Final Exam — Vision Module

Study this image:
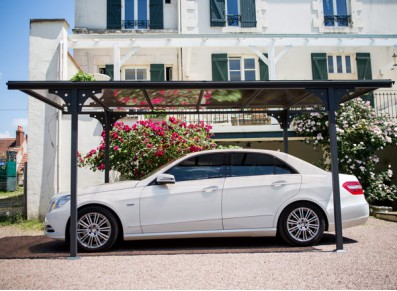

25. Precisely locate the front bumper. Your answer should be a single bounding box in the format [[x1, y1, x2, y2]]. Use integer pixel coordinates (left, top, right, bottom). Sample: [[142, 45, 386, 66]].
[[44, 207, 70, 241]]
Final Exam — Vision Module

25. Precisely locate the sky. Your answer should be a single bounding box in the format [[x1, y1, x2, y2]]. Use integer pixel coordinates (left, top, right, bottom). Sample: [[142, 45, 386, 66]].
[[0, 0, 74, 138]]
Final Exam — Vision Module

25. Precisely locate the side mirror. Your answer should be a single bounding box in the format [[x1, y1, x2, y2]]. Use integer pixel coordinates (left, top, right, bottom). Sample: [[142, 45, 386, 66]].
[[156, 174, 175, 185]]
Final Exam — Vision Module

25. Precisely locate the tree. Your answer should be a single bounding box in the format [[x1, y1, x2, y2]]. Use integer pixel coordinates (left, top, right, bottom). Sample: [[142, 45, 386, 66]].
[[79, 117, 220, 180], [293, 98, 397, 204]]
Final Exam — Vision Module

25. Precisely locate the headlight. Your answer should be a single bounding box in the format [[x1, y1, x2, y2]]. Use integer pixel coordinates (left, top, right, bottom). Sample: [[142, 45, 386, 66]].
[[49, 195, 70, 212]]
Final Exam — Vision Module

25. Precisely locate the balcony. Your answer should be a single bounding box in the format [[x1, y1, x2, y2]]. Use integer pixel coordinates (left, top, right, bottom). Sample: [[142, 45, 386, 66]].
[[122, 20, 150, 30], [324, 15, 351, 27]]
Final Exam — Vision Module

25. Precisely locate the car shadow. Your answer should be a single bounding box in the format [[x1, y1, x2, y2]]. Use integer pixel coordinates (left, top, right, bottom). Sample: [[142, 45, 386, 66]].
[[0, 233, 358, 260]]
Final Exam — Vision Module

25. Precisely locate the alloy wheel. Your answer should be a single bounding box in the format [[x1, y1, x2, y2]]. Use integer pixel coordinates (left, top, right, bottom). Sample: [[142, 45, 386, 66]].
[[286, 207, 320, 243], [77, 212, 112, 249]]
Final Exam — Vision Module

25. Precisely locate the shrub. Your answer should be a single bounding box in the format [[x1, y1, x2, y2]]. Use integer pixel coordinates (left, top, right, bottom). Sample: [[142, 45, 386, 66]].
[[79, 117, 219, 180], [293, 98, 397, 204]]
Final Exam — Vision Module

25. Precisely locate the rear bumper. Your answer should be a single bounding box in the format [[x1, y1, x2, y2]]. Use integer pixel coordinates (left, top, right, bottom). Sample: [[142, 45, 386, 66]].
[[328, 202, 369, 232]]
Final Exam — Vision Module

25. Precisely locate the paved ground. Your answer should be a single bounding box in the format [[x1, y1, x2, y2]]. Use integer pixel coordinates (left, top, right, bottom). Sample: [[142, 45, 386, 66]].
[[0, 217, 396, 289]]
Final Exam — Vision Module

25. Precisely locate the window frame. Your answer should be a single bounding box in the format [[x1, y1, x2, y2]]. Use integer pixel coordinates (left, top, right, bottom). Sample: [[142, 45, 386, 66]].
[[226, 0, 240, 27], [327, 54, 356, 79], [228, 56, 257, 81], [123, 0, 149, 29], [323, 0, 351, 27], [122, 66, 150, 81]]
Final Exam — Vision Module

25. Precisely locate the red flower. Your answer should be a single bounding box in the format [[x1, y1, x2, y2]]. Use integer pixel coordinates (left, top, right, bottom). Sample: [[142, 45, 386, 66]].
[[98, 163, 105, 170]]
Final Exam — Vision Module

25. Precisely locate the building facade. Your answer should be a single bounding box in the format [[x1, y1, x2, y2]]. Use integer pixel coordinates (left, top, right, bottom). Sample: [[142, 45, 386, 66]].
[[27, 0, 397, 218]]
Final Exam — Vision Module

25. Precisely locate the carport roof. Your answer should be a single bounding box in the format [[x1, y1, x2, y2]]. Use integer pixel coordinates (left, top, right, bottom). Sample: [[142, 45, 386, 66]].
[[7, 80, 393, 114]]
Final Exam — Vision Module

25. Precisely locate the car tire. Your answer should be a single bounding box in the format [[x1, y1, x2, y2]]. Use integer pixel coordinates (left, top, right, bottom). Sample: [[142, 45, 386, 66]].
[[278, 202, 325, 247], [73, 206, 119, 252]]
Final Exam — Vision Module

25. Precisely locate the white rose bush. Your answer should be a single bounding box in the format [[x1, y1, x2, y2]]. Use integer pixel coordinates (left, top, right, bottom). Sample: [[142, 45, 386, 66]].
[[293, 98, 397, 204]]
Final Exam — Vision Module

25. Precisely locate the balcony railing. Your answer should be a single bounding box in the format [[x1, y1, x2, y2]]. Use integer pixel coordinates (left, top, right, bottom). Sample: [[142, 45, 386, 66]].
[[226, 14, 241, 26], [374, 91, 397, 120], [169, 109, 271, 126], [122, 20, 150, 30], [324, 15, 351, 27]]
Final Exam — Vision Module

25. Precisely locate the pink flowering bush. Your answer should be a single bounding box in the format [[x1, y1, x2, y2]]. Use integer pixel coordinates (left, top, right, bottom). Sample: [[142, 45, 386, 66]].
[[78, 117, 219, 180], [293, 98, 397, 204]]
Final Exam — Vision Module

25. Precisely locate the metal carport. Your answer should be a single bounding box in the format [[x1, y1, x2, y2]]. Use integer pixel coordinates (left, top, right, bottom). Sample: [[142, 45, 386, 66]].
[[7, 79, 393, 258]]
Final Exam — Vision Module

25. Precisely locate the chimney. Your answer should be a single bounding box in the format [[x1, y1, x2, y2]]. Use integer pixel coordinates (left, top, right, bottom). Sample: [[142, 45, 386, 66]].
[[16, 126, 25, 147]]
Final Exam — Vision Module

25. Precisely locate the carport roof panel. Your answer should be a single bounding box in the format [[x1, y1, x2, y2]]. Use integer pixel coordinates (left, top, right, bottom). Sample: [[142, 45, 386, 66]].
[[7, 80, 393, 113]]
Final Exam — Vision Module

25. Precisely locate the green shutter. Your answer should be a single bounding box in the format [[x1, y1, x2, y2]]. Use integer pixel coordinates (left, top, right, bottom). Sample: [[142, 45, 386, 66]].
[[212, 54, 228, 81], [259, 53, 269, 81], [105, 64, 114, 81], [150, 0, 164, 29], [311, 53, 328, 80], [210, 0, 226, 27], [356, 53, 374, 106], [150, 64, 165, 81], [107, 0, 121, 29], [240, 0, 256, 28]]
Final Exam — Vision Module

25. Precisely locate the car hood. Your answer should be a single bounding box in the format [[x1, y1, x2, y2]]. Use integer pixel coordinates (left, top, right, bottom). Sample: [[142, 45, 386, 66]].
[[56, 180, 140, 197]]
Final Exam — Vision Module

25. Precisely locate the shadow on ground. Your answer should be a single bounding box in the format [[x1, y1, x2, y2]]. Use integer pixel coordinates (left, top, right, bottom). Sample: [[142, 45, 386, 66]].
[[0, 232, 358, 259]]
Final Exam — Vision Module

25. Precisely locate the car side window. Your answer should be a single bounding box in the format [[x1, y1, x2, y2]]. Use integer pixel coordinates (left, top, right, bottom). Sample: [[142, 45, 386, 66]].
[[166, 153, 226, 182], [274, 157, 298, 174], [230, 153, 297, 177]]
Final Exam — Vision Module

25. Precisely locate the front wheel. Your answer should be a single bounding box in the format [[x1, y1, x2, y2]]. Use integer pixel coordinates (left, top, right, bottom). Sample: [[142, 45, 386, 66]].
[[75, 206, 119, 252], [278, 203, 325, 247]]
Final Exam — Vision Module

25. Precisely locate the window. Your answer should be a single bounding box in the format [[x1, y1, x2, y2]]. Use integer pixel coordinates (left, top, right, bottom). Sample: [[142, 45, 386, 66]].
[[327, 55, 353, 74], [124, 68, 148, 80], [228, 58, 256, 81], [119, 0, 163, 29], [165, 0, 171, 3], [166, 154, 227, 182], [210, 0, 256, 28], [226, 0, 239, 26], [124, 0, 149, 29], [229, 153, 297, 177], [323, 0, 351, 27]]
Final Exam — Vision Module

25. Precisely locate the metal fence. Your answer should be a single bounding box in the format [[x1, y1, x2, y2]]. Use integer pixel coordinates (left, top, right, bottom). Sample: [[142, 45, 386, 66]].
[[374, 91, 397, 119]]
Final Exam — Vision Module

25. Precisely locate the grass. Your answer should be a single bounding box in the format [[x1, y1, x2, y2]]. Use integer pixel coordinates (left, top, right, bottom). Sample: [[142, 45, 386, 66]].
[[0, 215, 44, 231], [0, 187, 43, 232], [0, 188, 24, 199]]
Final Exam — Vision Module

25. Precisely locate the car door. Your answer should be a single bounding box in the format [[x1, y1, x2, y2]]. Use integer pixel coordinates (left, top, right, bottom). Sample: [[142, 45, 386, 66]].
[[222, 152, 302, 230], [140, 152, 227, 234]]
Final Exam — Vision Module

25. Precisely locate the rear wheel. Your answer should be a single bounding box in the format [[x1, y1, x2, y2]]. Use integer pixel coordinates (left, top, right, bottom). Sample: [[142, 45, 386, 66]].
[[75, 206, 119, 252], [278, 202, 325, 247]]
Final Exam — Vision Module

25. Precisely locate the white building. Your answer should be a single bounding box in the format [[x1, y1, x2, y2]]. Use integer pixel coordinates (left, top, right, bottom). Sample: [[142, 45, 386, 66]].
[[27, 0, 397, 218]]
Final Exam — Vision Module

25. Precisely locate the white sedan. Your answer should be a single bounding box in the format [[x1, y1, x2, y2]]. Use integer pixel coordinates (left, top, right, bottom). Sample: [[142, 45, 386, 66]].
[[45, 149, 369, 252]]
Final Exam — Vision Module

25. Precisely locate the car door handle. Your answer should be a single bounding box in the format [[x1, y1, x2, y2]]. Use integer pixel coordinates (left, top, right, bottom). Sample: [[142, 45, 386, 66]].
[[202, 186, 219, 193], [272, 181, 287, 187]]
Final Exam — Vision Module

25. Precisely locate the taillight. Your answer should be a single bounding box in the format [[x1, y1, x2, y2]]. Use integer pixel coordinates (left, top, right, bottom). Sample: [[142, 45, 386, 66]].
[[342, 181, 364, 195]]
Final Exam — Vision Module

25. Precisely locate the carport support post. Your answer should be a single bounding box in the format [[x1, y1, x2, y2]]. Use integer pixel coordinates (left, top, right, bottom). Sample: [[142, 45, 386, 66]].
[[281, 109, 289, 153], [327, 87, 344, 252], [104, 112, 110, 183], [69, 89, 79, 259]]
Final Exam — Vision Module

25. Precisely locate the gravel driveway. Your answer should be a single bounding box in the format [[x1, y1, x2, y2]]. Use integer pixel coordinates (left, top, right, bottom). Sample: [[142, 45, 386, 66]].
[[0, 217, 396, 289]]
